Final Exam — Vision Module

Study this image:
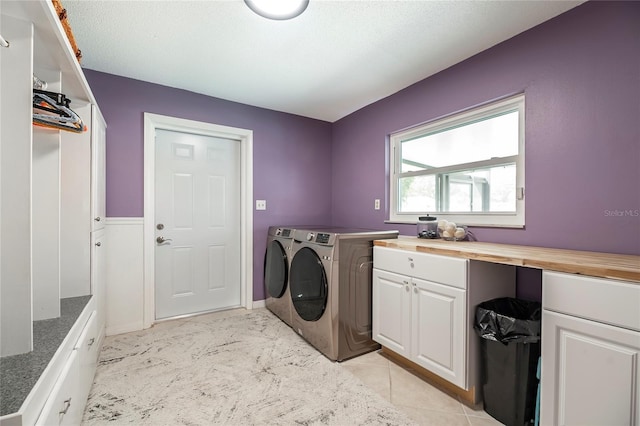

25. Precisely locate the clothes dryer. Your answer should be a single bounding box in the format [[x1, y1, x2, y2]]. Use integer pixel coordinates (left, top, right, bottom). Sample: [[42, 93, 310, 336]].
[[289, 228, 398, 361], [264, 226, 296, 327]]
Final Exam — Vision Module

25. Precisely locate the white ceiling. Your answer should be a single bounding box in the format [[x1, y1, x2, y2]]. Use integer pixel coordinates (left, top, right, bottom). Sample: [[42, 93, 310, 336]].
[[64, 0, 584, 122]]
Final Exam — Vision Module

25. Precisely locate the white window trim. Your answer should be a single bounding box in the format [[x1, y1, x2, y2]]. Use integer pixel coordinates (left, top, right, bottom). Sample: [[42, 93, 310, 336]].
[[388, 94, 525, 228]]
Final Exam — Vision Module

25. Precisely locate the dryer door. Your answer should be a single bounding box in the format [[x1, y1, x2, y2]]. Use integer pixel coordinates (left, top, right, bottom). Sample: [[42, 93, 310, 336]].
[[264, 240, 288, 298], [290, 247, 328, 321]]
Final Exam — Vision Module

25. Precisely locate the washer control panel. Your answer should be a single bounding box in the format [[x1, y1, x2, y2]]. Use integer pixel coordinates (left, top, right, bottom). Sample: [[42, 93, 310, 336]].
[[315, 233, 331, 244]]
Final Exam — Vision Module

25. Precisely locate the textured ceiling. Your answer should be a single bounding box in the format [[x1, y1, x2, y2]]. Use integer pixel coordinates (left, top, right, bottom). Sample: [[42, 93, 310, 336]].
[[64, 0, 584, 122]]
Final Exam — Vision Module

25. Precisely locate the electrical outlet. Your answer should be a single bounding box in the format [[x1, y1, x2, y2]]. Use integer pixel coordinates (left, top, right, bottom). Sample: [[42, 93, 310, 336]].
[[374, 199, 380, 210], [256, 200, 267, 210]]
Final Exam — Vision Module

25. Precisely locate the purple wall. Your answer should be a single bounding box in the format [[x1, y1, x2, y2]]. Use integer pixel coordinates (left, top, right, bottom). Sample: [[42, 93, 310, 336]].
[[84, 70, 333, 300], [330, 1, 639, 301], [86, 1, 639, 303], [332, 1, 639, 257]]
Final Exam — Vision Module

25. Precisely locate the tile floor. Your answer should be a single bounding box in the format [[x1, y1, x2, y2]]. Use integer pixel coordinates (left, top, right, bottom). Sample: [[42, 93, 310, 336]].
[[341, 350, 503, 426]]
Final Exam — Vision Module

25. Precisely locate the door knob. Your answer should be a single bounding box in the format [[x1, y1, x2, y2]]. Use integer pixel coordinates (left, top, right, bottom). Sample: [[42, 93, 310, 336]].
[[156, 236, 173, 244]]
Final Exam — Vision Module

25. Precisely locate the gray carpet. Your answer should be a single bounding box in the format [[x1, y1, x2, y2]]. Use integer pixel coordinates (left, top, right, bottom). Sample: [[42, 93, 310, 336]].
[[83, 309, 416, 425]]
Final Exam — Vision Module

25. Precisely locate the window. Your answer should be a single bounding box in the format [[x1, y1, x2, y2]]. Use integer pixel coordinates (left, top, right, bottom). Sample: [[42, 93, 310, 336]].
[[389, 94, 525, 227]]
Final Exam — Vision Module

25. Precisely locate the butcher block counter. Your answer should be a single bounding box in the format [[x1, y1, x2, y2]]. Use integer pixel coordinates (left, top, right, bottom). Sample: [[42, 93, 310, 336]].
[[373, 236, 640, 283]]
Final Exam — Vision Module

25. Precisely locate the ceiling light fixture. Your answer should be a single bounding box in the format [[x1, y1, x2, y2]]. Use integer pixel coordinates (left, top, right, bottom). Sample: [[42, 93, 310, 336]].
[[244, 0, 309, 20]]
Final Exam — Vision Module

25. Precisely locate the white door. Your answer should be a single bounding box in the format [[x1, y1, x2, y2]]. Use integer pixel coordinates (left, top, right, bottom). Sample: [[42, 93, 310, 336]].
[[372, 268, 411, 357], [412, 277, 466, 389], [154, 129, 241, 319], [541, 310, 640, 426]]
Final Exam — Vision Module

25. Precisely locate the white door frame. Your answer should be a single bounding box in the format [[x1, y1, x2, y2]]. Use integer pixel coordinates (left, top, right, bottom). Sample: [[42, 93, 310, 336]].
[[143, 113, 253, 329]]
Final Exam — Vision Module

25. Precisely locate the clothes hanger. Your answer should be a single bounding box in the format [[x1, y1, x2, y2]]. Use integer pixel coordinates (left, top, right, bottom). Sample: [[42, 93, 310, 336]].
[[32, 88, 86, 133]]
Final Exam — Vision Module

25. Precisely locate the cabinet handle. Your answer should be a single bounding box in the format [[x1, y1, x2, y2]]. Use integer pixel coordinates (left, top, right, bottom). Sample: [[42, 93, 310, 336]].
[[59, 398, 71, 415], [95, 242, 101, 247], [94, 217, 101, 222], [88, 337, 95, 347]]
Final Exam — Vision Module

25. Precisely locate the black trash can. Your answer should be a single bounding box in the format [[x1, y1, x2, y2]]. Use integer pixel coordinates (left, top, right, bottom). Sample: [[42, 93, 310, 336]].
[[474, 297, 541, 426]]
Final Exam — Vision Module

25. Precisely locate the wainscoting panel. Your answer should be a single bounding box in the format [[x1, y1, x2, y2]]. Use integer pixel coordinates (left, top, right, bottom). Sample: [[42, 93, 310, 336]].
[[105, 218, 144, 336]]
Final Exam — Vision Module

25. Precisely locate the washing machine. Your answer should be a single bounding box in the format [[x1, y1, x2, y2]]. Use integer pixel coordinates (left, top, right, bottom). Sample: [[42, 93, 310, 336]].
[[289, 227, 399, 361], [264, 226, 296, 327]]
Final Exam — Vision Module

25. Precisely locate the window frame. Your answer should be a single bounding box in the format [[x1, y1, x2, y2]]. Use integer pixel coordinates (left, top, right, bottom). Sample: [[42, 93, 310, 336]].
[[388, 94, 525, 228]]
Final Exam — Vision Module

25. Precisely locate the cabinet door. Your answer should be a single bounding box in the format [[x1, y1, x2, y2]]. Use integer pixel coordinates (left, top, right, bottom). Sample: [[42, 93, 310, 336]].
[[91, 229, 106, 336], [541, 310, 640, 426], [372, 268, 411, 358], [412, 277, 466, 389], [91, 105, 106, 231]]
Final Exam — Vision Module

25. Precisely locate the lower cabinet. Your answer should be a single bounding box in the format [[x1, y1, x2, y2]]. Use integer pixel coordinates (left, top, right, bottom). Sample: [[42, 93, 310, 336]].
[[35, 310, 100, 426], [541, 271, 640, 425], [373, 246, 514, 399], [372, 268, 465, 387]]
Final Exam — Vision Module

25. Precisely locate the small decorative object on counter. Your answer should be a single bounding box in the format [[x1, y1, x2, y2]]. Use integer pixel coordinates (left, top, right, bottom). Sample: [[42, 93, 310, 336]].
[[438, 220, 474, 241], [417, 215, 439, 239]]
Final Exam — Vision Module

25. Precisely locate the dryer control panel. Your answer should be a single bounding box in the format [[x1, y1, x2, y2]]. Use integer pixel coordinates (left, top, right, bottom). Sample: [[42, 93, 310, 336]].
[[296, 230, 336, 246]]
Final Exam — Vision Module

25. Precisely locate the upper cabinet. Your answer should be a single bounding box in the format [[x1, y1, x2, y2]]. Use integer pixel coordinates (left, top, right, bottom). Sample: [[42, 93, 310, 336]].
[[91, 104, 106, 230]]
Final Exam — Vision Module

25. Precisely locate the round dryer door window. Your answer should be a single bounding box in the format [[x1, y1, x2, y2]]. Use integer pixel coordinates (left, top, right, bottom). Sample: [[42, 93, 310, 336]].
[[264, 240, 288, 298], [290, 247, 328, 321]]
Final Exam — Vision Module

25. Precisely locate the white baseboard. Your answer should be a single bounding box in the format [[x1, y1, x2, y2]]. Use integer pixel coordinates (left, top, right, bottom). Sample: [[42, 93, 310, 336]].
[[106, 321, 144, 337], [252, 299, 266, 309]]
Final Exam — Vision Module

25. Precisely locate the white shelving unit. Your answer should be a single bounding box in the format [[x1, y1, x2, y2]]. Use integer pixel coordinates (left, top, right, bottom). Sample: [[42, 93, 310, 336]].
[[1, 0, 106, 423]]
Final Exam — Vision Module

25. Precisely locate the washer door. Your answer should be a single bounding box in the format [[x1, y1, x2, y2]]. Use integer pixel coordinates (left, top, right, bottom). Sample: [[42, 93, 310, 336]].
[[290, 247, 327, 321], [264, 240, 288, 298]]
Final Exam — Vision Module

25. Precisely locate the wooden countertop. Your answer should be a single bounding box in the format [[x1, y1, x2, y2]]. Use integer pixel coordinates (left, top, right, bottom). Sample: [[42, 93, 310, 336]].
[[374, 236, 640, 283]]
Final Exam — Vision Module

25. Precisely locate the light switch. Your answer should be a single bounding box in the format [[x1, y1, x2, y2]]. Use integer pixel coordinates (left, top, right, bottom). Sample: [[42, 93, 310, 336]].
[[374, 199, 380, 210], [256, 200, 267, 210]]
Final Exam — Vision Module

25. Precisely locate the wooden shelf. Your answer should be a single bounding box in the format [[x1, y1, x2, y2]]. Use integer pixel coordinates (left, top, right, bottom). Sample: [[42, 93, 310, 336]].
[[2, 0, 96, 104]]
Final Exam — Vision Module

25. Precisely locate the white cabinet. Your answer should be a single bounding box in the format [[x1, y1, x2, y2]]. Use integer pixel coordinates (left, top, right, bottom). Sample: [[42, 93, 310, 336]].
[[372, 268, 466, 387], [91, 105, 106, 231], [92, 229, 107, 338], [0, 0, 105, 423], [373, 248, 468, 388], [373, 246, 514, 398], [541, 271, 640, 425], [35, 309, 99, 426]]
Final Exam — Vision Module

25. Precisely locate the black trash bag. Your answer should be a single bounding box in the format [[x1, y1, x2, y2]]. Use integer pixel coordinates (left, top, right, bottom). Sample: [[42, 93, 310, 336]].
[[474, 297, 541, 344]]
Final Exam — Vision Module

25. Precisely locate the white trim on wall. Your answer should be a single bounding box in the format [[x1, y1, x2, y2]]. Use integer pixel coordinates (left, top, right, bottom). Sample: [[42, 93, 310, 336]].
[[104, 218, 144, 336], [143, 113, 254, 329]]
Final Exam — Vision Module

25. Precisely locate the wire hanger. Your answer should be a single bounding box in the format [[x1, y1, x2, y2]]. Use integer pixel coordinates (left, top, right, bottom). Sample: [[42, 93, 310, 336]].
[[32, 89, 86, 133]]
